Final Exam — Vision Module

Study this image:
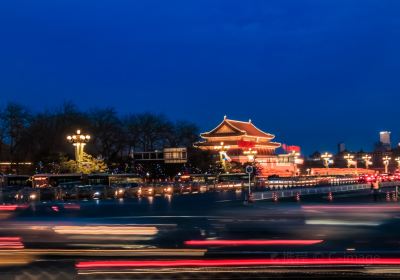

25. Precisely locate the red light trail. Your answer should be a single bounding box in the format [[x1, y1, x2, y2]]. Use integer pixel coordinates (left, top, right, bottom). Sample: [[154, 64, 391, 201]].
[[76, 258, 400, 269], [184, 239, 323, 246]]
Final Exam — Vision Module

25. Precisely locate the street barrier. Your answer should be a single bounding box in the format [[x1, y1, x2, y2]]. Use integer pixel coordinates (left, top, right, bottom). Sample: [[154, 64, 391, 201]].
[[253, 181, 400, 201]]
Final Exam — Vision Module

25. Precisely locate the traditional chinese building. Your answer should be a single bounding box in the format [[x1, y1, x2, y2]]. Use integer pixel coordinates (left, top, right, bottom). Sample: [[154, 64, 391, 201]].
[[195, 116, 300, 176]]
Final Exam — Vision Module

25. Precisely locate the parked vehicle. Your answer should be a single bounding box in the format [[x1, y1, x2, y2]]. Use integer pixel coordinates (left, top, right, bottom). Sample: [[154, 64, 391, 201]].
[[91, 185, 114, 199], [173, 183, 192, 194], [113, 183, 141, 198], [2, 186, 25, 202], [76, 186, 92, 200]]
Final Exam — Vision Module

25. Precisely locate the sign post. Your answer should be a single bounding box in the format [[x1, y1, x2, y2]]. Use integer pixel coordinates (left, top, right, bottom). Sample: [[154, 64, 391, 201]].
[[245, 165, 254, 201]]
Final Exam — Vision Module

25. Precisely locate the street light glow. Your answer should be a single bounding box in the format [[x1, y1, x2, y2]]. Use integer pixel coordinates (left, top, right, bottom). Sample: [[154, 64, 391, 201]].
[[66, 129, 91, 163], [382, 155, 391, 174], [321, 152, 333, 168]]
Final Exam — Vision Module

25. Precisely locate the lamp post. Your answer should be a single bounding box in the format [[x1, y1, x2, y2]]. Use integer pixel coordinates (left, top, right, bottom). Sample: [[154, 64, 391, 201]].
[[321, 152, 333, 168], [243, 148, 258, 163], [383, 156, 391, 174], [66, 129, 91, 163], [289, 151, 300, 176], [362, 155, 372, 169], [395, 157, 400, 171], [214, 142, 231, 172], [344, 153, 355, 168]]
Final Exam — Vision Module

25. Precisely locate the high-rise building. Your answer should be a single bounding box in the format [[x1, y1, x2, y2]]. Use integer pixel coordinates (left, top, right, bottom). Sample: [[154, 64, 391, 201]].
[[338, 142, 346, 154], [380, 131, 391, 146]]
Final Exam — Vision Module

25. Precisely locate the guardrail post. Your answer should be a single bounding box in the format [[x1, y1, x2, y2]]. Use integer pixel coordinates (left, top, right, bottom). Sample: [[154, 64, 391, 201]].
[[386, 191, 391, 202]]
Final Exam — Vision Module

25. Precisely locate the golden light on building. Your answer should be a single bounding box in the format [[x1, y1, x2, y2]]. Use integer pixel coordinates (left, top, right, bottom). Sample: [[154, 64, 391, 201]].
[[382, 155, 391, 174], [321, 152, 333, 168], [194, 117, 302, 177], [243, 148, 258, 162], [362, 154, 372, 169], [213, 141, 231, 172], [66, 129, 91, 162]]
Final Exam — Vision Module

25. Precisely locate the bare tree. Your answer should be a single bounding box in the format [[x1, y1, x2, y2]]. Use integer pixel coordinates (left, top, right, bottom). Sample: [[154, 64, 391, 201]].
[[89, 108, 125, 162], [0, 103, 31, 162]]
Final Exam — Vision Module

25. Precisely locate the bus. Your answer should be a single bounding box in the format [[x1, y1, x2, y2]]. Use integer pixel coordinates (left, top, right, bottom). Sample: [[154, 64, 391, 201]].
[[0, 174, 31, 188], [179, 174, 217, 184], [32, 174, 83, 188], [32, 173, 143, 188]]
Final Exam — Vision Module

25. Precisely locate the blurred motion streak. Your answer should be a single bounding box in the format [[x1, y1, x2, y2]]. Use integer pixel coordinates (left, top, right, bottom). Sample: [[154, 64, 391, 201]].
[[0, 237, 24, 249], [185, 239, 324, 246], [63, 203, 81, 210], [76, 258, 400, 269], [0, 248, 206, 257], [53, 225, 158, 235], [0, 205, 29, 211], [305, 220, 381, 226], [302, 205, 400, 211]]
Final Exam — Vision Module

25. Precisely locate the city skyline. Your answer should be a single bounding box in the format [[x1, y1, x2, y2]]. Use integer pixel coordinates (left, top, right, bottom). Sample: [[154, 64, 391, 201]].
[[1, 1, 400, 154]]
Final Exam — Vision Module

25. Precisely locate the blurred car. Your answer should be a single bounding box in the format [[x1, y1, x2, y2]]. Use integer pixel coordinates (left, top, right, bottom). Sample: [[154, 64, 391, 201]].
[[16, 187, 57, 202], [121, 183, 142, 197], [58, 185, 78, 200], [149, 182, 173, 196], [139, 184, 154, 197], [15, 187, 35, 202], [76, 186, 92, 200], [91, 185, 114, 199], [161, 182, 174, 195], [173, 183, 191, 194], [2, 186, 25, 202], [188, 182, 202, 193], [38, 187, 58, 201]]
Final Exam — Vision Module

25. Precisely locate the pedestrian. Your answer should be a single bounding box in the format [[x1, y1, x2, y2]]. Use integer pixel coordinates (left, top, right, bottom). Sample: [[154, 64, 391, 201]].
[[371, 179, 380, 202]]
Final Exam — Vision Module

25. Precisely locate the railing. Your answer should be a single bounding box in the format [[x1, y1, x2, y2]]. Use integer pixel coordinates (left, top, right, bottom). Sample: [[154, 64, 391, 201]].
[[252, 181, 400, 201]]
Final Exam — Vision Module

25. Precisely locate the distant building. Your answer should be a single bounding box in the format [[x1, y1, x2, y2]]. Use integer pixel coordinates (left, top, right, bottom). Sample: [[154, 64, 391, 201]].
[[377, 131, 391, 152], [195, 116, 299, 176], [338, 142, 346, 154], [380, 131, 391, 145]]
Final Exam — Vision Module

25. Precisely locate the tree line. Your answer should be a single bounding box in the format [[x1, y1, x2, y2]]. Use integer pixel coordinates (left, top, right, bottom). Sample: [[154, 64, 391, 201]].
[[0, 102, 205, 174]]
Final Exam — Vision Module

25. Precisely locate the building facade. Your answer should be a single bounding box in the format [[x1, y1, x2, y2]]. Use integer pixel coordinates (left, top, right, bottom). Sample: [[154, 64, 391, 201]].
[[194, 116, 300, 176]]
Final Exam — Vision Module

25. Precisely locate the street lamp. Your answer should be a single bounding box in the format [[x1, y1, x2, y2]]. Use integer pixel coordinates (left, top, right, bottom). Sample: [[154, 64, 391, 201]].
[[66, 129, 91, 163], [289, 151, 300, 176], [214, 142, 231, 172], [243, 148, 257, 162], [344, 153, 355, 168], [362, 154, 372, 169], [395, 157, 400, 170], [321, 152, 333, 168], [382, 155, 391, 174]]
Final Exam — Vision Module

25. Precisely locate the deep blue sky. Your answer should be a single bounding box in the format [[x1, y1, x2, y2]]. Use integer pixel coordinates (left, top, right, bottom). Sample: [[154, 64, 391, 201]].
[[1, 0, 400, 155]]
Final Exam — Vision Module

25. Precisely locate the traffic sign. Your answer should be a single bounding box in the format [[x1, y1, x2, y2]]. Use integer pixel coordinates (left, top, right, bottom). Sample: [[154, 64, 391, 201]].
[[246, 165, 253, 174]]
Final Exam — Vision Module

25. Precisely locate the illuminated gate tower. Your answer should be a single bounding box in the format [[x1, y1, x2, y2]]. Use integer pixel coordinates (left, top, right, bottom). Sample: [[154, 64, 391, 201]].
[[195, 116, 298, 176]]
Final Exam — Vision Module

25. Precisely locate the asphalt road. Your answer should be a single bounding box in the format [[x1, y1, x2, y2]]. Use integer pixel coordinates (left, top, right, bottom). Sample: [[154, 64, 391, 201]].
[[1, 189, 400, 279]]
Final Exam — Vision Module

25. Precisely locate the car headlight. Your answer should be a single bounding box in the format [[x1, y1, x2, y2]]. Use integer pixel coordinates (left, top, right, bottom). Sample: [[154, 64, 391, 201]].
[[118, 189, 124, 194], [29, 194, 37, 200], [94, 191, 100, 196], [148, 188, 153, 192]]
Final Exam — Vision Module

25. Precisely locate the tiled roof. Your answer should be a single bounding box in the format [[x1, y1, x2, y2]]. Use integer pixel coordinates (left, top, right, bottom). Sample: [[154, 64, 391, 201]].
[[225, 119, 275, 139]]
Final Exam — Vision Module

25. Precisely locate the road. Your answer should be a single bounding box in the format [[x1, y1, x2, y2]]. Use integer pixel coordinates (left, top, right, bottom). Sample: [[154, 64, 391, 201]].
[[1, 189, 400, 279]]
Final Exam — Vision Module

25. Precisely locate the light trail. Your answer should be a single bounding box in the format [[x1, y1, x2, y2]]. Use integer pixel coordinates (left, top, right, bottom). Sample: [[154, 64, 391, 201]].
[[53, 225, 158, 235], [184, 239, 324, 246], [76, 258, 400, 269]]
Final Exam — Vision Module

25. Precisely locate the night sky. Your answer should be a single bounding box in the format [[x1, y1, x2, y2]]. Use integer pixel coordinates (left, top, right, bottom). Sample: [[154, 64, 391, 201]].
[[1, 1, 400, 155]]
